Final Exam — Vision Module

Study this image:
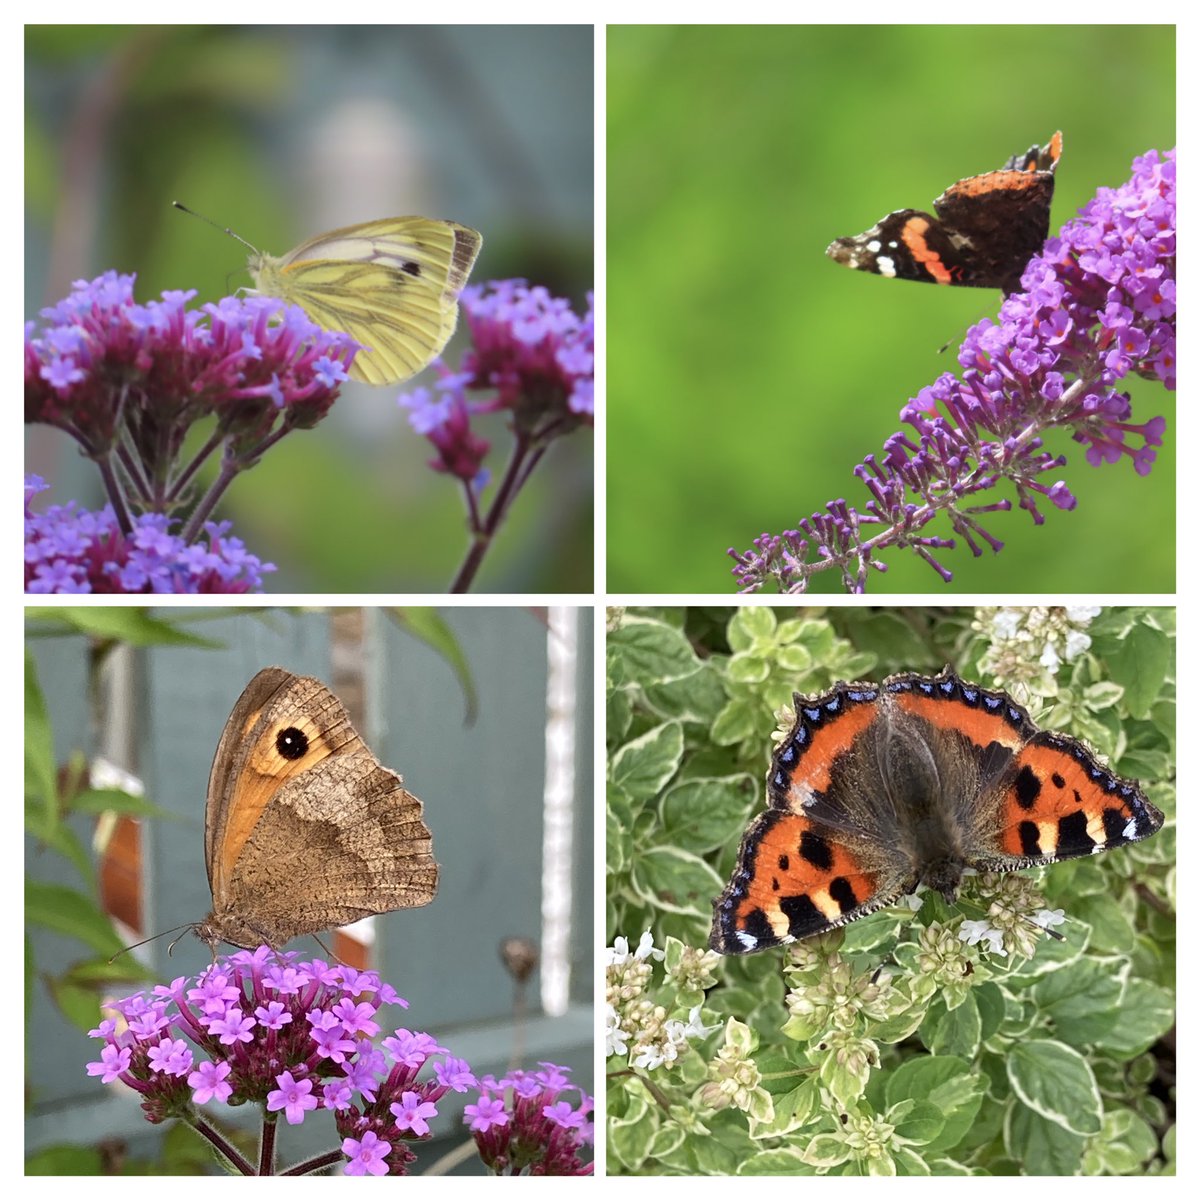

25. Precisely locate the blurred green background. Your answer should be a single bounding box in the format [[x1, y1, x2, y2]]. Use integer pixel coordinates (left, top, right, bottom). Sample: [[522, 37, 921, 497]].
[[608, 25, 1175, 593], [26, 25, 593, 593]]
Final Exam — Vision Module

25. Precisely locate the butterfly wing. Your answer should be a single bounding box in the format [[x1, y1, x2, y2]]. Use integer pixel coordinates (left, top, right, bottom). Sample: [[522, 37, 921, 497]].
[[711, 680, 918, 955], [205, 666, 294, 897], [205, 668, 438, 948], [968, 730, 1163, 871], [826, 208, 975, 285], [253, 217, 482, 386]]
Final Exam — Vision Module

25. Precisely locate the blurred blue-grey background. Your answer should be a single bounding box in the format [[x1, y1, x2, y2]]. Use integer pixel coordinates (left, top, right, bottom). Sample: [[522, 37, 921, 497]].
[[26, 25, 594, 592]]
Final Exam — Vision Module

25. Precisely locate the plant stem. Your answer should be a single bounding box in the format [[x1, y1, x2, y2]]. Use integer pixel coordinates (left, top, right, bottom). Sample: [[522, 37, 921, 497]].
[[281, 1148, 346, 1176], [258, 1116, 277, 1175], [189, 1115, 255, 1175], [181, 457, 240, 543], [168, 426, 226, 503], [95, 454, 133, 536], [448, 434, 532, 593], [115, 439, 153, 505]]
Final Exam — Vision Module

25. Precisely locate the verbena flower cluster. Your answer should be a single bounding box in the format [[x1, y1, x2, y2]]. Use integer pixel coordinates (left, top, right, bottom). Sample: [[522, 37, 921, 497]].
[[86, 948, 591, 1176], [399, 279, 594, 592], [26, 271, 356, 453], [25, 475, 274, 593], [25, 271, 356, 593], [401, 280, 594, 485], [730, 145, 1175, 593], [466, 1063, 594, 1175]]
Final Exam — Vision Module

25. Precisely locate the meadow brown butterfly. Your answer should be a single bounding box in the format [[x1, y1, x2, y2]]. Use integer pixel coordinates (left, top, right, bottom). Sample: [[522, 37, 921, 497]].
[[193, 667, 438, 953]]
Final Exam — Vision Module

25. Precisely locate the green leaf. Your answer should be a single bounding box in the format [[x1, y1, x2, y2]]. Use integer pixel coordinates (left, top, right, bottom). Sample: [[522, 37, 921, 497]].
[[610, 722, 684, 801], [24, 881, 123, 956], [1006, 1039, 1103, 1136], [750, 1077, 818, 1138], [629, 846, 723, 916], [608, 696, 634, 756], [1033, 958, 1124, 1045], [1106, 621, 1172, 719], [728, 606, 777, 650], [610, 615, 702, 683], [1067, 891, 1134, 954], [692, 1134, 741, 1175], [26, 606, 223, 647], [891, 1099, 946, 1146], [46, 976, 107, 1034], [608, 1091, 655, 1170], [923, 992, 982, 1059], [1091, 978, 1175, 1058], [643, 661, 727, 724], [659, 775, 755, 854], [710, 697, 757, 745], [389, 607, 478, 723], [738, 1148, 815, 1173], [1085, 1107, 1160, 1174], [1005, 1099, 1086, 1174], [728, 652, 770, 684], [1082, 680, 1125, 711], [644, 1123, 686, 1160], [886, 1056, 984, 1154], [69, 787, 170, 820], [24, 649, 56, 822]]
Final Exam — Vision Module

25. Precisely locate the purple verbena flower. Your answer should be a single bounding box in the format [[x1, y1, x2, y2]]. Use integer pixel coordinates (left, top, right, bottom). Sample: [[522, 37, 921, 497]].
[[342, 1130, 392, 1177], [394, 279, 594, 592], [84, 947, 474, 1176], [24, 475, 274, 594], [465, 1062, 594, 1175], [26, 271, 356, 456], [730, 145, 1175, 593]]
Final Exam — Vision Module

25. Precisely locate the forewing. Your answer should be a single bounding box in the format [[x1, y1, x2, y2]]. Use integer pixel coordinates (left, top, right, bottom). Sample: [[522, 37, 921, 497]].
[[826, 209, 974, 285], [277, 219, 481, 384], [205, 667, 296, 897], [281, 217, 481, 301]]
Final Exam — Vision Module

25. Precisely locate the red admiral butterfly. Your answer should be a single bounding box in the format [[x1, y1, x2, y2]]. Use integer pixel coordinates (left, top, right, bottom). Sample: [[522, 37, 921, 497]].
[[826, 132, 1062, 295], [710, 666, 1162, 955]]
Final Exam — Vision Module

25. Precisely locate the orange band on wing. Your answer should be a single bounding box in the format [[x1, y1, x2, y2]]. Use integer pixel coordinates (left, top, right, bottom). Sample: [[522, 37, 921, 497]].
[[892, 690, 1025, 749], [781, 703, 877, 806], [717, 811, 884, 951], [899, 217, 953, 284], [218, 715, 335, 888]]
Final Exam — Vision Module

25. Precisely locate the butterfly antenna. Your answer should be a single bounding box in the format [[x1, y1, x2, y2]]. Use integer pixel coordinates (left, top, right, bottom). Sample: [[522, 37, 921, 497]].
[[172, 201, 260, 254], [1023, 915, 1066, 942], [312, 932, 353, 968], [108, 922, 196, 963]]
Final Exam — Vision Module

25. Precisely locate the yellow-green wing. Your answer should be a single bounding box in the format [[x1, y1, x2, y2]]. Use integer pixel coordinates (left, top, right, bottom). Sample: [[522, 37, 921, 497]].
[[255, 217, 482, 386]]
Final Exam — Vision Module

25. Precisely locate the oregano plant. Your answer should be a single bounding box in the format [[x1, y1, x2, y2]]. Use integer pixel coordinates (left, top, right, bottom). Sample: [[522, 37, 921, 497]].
[[606, 606, 1174, 1175]]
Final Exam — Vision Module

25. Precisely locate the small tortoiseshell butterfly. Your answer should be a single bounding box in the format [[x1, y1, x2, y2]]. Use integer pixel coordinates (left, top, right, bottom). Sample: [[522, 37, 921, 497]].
[[711, 667, 1163, 955]]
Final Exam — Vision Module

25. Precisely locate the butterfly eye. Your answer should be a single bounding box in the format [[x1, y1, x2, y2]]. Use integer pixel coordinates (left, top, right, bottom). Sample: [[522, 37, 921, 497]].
[[275, 726, 309, 760]]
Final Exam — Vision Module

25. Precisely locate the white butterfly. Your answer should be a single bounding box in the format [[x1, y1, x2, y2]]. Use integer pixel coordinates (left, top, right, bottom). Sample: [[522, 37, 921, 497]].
[[176, 204, 482, 385]]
